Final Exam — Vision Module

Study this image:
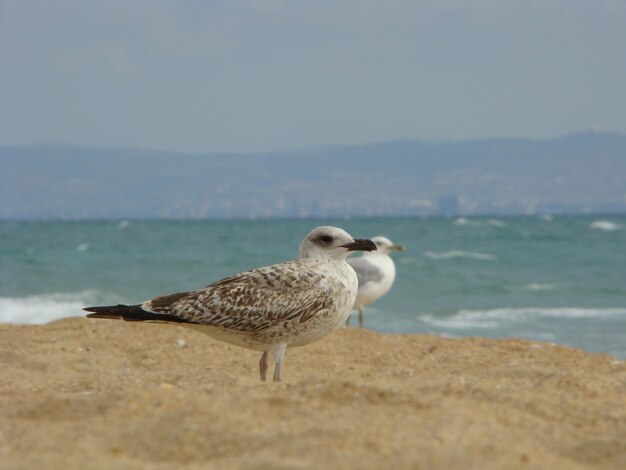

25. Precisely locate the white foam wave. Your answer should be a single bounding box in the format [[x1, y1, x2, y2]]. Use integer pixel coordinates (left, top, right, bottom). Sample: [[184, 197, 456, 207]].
[[525, 283, 557, 291], [424, 250, 496, 261], [77, 243, 90, 252], [398, 257, 421, 266], [487, 219, 507, 228], [455, 218, 480, 226], [421, 307, 626, 329], [0, 291, 101, 324], [590, 220, 621, 231]]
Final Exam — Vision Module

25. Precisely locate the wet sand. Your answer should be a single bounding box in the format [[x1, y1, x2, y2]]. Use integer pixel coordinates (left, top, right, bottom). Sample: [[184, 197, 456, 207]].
[[1, 318, 625, 469]]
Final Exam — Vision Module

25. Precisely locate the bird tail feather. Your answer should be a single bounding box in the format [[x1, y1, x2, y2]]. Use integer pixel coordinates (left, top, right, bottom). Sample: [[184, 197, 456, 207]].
[[83, 304, 189, 323]]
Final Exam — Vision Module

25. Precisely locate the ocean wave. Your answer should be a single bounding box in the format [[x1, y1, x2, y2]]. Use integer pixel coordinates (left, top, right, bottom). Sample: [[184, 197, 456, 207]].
[[487, 219, 507, 228], [424, 250, 496, 261], [454, 218, 480, 226], [0, 291, 103, 324], [420, 307, 626, 329], [397, 257, 422, 266], [590, 220, 621, 231], [524, 283, 557, 291]]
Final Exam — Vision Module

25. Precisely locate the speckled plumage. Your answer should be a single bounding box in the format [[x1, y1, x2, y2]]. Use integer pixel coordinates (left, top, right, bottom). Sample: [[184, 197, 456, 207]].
[[85, 226, 377, 381], [142, 258, 357, 350]]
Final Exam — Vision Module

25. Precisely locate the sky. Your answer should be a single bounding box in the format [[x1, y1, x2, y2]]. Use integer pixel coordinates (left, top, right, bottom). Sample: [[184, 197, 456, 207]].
[[1, 0, 625, 153]]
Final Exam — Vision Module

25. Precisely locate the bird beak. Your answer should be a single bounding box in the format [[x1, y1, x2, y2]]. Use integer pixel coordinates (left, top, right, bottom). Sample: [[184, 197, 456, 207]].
[[342, 239, 377, 252], [392, 244, 406, 252]]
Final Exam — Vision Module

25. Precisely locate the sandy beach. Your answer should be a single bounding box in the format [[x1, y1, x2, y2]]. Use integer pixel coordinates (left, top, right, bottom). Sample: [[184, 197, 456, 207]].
[[1, 318, 625, 469]]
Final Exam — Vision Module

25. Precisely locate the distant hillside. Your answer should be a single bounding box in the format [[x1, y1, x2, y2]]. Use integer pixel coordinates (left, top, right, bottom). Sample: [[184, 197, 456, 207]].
[[1, 132, 625, 219]]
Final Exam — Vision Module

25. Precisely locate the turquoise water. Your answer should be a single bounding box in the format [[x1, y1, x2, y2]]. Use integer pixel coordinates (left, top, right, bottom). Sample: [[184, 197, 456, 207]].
[[1, 216, 625, 357]]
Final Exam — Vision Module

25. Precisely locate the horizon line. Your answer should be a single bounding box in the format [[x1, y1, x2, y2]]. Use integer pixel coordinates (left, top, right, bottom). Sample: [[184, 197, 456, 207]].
[[1, 129, 623, 157]]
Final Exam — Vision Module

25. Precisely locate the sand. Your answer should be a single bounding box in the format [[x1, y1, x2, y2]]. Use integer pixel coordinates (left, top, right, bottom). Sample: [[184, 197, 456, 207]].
[[1, 318, 625, 469]]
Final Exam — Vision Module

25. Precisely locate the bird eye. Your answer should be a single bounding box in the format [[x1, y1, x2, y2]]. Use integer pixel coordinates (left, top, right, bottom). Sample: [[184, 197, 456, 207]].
[[319, 235, 333, 243]]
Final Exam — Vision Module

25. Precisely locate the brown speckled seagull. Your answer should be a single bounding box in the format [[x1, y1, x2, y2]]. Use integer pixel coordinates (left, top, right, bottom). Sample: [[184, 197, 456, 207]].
[[84, 226, 376, 382]]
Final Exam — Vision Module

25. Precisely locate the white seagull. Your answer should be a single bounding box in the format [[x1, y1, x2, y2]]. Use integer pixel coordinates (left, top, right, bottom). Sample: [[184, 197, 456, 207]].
[[84, 226, 376, 382], [347, 236, 405, 328]]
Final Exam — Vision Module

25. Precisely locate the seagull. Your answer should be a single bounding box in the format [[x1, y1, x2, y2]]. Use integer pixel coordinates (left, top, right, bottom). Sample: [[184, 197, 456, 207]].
[[347, 236, 405, 328], [84, 226, 376, 382]]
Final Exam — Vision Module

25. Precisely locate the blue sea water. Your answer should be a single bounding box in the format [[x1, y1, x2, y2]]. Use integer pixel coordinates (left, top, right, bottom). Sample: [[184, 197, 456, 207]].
[[1, 216, 625, 357]]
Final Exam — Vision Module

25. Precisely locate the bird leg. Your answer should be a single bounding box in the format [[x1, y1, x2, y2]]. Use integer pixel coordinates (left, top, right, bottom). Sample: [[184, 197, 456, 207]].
[[358, 307, 364, 328], [346, 311, 352, 327], [273, 360, 282, 382], [272, 343, 287, 382], [259, 351, 268, 381]]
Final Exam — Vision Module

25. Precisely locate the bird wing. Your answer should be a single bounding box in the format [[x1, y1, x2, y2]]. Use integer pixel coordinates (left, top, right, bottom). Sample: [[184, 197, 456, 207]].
[[142, 261, 335, 333], [347, 256, 383, 286]]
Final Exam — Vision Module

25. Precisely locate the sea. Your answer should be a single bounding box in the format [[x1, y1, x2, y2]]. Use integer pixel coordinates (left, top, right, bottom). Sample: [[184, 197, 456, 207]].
[[1, 216, 625, 358]]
